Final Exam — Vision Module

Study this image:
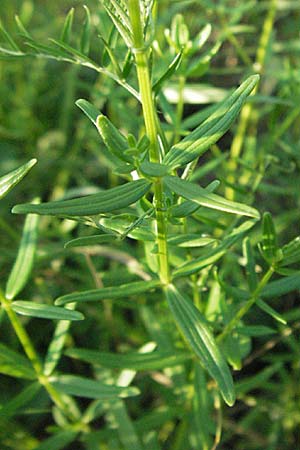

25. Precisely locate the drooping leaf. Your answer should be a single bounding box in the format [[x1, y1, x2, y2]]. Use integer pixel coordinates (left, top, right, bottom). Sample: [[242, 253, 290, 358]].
[[0, 343, 35, 379], [0, 159, 37, 200], [164, 176, 260, 218], [50, 374, 139, 399], [65, 348, 190, 370], [5, 203, 40, 300], [55, 279, 160, 306], [163, 75, 259, 168], [165, 285, 235, 406], [11, 301, 84, 321], [12, 179, 152, 216]]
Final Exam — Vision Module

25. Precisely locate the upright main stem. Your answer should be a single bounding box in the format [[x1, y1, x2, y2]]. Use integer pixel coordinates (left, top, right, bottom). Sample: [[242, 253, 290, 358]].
[[128, 0, 170, 285]]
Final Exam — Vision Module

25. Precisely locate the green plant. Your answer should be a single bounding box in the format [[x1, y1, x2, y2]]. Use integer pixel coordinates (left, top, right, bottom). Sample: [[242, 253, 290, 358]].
[[1, 1, 300, 449]]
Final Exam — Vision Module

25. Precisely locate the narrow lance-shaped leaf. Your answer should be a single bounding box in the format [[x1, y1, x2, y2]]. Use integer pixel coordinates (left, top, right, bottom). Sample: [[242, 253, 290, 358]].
[[65, 347, 190, 370], [50, 374, 139, 399], [55, 279, 161, 306], [12, 179, 152, 216], [163, 75, 259, 168], [60, 8, 74, 44], [0, 158, 37, 200], [11, 301, 84, 321], [5, 201, 40, 300], [165, 285, 235, 406], [164, 175, 260, 218], [259, 212, 282, 264], [65, 234, 117, 248], [80, 5, 91, 55], [73, 99, 133, 164]]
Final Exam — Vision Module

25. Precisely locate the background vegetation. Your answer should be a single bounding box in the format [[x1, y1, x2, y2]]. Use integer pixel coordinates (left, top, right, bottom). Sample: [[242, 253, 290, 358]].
[[1, 1, 300, 449]]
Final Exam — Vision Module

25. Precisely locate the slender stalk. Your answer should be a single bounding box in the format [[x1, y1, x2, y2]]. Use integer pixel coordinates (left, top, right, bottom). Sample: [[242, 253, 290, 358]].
[[128, 0, 170, 285], [0, 290, 78, 421], [217, 266, 274, 342], [226, 0, 277, 199]]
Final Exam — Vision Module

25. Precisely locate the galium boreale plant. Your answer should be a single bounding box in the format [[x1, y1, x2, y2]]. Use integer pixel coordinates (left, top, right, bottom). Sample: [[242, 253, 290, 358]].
[[2, 1, 300, 448]]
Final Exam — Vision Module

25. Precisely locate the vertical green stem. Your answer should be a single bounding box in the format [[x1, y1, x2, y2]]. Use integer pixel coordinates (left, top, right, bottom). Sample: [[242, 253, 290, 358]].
[[0, 290, 77, 421], [128, 0, 170, 285]]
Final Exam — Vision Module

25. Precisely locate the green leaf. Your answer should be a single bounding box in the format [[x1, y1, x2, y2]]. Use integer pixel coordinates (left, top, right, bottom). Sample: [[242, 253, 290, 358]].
[[33, 431, 78, 450], [163, 75, 259, 168], [55, 279, 160, 306], [164, 176, 260, 218], [50, 374, 139, 399], [174, 220, 255, 278], [12, 179, 152, 216], [165, 285, 235, 406], [11, 301, 84, 321], [281, 236, 300, 266], [0, 159, 37, 200], [0, 382, 41, 420], [60, 8, 74, 44], [99, 213, 155, 241], [96, 114, 133, 163], [153, 51, 183, 94], [168, 234, 216, 248], [256, 299, 287, 325], [76, 99, 100, 124], [80, 6, 91, 54], [261, 274, 300, 298], [139, 161, 170, 177], [243, 237, 258, 291], [65, 348, 190, 370], [170, 179, 220, 218], [5, 204, 40, 300], [0, 18, 20, 51], [236, 325, 276, 336], [65, 234, 117, 248], [259, 212, 282, 264], [0, 343, 35, 379]]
